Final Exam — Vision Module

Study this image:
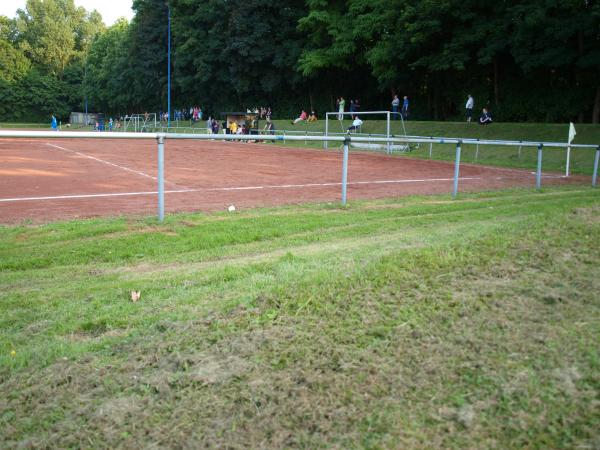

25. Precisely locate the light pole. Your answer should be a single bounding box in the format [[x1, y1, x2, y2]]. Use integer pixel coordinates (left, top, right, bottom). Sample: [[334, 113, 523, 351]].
[[167, 2, 171, 128], [84, 65, 88, 128]]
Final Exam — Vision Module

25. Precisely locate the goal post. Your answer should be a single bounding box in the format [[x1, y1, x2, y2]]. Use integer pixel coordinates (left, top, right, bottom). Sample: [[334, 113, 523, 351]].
[[324, 110, 409, 153], [124, 113, 158, 132]]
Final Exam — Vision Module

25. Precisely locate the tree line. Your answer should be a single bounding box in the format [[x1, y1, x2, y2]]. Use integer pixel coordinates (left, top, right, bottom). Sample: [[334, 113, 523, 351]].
[[1, 0, 598, 123]]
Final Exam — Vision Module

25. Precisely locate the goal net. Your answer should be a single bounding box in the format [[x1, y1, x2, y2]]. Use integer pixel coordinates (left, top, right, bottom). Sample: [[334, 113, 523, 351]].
[[324, 110, 412, 153]]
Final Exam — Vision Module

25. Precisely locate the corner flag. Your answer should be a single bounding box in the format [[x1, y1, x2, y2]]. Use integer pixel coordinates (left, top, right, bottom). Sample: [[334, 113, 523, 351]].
[[565, 122, 576, 177], [568, 122, 576, 144]]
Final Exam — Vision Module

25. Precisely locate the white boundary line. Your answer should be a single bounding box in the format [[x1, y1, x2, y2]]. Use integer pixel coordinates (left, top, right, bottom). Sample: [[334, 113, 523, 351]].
[[45, 143, 184, 188], [0, 177, 481, 203]]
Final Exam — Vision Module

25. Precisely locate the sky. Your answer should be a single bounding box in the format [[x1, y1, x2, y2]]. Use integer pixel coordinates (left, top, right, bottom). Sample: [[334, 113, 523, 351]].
[[0, 0, 134, 25]]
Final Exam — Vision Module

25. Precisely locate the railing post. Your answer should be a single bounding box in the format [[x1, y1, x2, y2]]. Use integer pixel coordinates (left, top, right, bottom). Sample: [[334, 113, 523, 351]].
[[592, 146, 600, 187], [325, 114, 329, 150], [386, 111, 391, 154], [452, 141, 461, 199], [429, 142, 433, 158], [536, 143, 543, 190], [342, 135, 350, 206], [157, 133, 165, 222]]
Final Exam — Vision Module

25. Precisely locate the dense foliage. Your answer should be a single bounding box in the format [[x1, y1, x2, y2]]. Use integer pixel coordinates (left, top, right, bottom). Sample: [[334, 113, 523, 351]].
[[0, 0, 598, 122]]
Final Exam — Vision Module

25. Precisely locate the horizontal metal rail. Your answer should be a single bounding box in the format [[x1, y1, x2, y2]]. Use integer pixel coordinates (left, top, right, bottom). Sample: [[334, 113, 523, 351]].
[[397, 134, 598, 149], [1, 130, 597, 150]]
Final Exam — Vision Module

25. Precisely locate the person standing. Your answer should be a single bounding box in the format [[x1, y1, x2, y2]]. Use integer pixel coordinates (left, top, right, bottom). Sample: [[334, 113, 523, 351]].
[[338, 97, 345, 120], [465, 94, 474, 122], [51, 114, 58, 131], [391, 95, 400, 120], [401, 96, 409, 120]]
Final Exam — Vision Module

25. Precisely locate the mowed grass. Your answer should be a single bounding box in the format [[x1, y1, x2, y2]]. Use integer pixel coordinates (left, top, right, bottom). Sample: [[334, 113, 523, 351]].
[[1, 187, 599, 448]]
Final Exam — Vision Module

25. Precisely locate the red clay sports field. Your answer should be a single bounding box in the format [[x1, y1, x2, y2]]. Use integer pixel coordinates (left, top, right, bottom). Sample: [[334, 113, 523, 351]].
[[0, 137, 585, 224]]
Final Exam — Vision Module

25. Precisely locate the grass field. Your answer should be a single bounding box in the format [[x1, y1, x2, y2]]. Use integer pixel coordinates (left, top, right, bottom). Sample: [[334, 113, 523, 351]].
[[1, 187, 599, 448]]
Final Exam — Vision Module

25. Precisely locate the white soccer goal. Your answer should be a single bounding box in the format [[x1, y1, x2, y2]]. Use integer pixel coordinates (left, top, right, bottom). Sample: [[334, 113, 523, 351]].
[[124, 113, 158, 132], [324, 110, 410, 153]]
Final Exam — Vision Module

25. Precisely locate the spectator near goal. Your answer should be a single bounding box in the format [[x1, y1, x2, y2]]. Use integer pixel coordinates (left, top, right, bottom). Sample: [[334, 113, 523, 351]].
[[465, 95, 474, 122], [392, 95, 400, 120], [347, 116, 363, 132], [401, 96, 409, 120]]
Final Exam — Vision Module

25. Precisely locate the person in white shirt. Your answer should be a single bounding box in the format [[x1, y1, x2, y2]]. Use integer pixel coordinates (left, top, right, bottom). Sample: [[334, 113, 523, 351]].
[[391, 95, 400, 120], [347, 116, 363, 132], [465, 95, 474, 122]]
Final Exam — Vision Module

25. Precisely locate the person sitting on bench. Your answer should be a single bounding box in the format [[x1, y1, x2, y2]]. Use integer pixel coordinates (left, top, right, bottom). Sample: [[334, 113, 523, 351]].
[[347, 116, 363, 132], [479, 108, 493, 125]]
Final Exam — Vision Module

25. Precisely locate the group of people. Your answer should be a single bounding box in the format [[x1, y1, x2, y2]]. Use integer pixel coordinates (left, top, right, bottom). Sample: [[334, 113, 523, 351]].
[[258, 107, 272, 120], [155, 106, 205, 123], [227, 120, 250, 135], [388, 93, 492, 124], [50, 114, 123, 131], [336, 97, 361, 120], [464, 94, 493, 125], [205, 117, 220, 134], [92, 117, 119, 131], [291, 110, 317, 124], [391, 95, 409, 120], [51, 94, 494, 134]]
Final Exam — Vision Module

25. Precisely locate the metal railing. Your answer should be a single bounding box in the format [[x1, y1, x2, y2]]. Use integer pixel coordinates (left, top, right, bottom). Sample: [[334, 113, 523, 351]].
[[1, 130, 598, 222]]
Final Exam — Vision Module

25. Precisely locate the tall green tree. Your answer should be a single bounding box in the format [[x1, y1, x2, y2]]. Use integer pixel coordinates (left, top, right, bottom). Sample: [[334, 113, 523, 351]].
[[507, 0, 600, 122], [85, 19, 131, 112], [123, 0, 169, 111], [172, 0, 308, 115], [16, 0, 104, 77], [0, 16, 31, 83]]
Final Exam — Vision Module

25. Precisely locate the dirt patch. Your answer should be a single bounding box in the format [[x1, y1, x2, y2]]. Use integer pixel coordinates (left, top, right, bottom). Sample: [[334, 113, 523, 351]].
[[572, 205, 600, 224], [94, 396, 143, 423]]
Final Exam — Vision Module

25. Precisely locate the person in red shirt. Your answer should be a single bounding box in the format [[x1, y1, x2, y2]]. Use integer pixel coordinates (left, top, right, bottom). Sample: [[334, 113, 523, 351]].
[[292, 110, 308, 124]]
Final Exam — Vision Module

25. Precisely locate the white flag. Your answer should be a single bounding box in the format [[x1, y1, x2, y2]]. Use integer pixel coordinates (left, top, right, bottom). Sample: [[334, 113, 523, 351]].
[[568, 122, 576, 144]]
